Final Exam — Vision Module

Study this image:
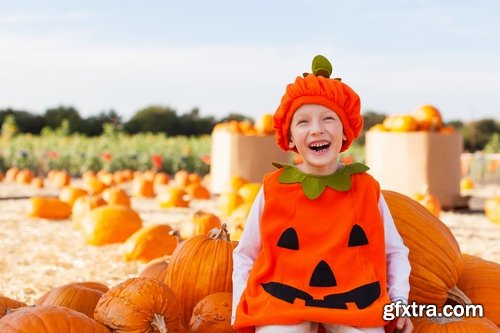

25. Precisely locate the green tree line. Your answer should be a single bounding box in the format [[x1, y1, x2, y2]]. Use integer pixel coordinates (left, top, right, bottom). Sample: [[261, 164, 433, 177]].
[[1, 106, 498, 152]]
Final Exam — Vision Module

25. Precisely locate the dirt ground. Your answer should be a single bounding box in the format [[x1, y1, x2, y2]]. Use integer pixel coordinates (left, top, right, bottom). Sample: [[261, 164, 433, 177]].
[[0, 180, 499, 305]]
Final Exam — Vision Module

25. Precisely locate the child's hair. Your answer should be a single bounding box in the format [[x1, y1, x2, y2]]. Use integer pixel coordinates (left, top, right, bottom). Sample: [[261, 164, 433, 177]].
[[273, 55, 363, 153]]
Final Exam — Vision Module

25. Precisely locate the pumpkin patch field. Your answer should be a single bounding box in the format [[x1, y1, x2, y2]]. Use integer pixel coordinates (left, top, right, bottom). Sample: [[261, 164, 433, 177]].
[[1, 167, 500, 330]]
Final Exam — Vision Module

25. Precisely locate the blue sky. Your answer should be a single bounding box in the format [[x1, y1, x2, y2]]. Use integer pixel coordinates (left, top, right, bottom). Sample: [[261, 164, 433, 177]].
[[1, 1, 499, 122]]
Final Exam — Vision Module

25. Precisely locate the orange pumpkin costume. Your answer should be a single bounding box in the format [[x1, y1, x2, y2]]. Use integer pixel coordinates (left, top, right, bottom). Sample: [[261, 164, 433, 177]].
[[233, 163, 391, 332]]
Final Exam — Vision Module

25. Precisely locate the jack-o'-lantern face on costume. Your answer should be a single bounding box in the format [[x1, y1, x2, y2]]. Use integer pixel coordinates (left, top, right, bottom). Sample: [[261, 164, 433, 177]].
[[262, 225, 381, 310]]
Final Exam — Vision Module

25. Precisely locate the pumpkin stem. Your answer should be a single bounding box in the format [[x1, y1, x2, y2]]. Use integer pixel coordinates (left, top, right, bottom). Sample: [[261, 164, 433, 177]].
[[447, 285, 472, 305], [170, 229, 183, 243], [151, 313, 167, 333], [207, 223, 231, 241]]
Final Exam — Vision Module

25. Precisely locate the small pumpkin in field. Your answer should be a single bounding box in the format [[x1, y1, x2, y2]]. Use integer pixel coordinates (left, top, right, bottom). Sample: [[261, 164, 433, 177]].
[[412, 186, 441, 217], [185, 183, 211, 200], [460, 176, 475, 192], [227, 202, 252, 241], [59, 186, 89, 208], [4, 167, 19, 182], [237, 182, 261, 203], [190, 210, 221, 238], [28, 196, 71, 219], [484, 196, 500, 224], [218, 192, 244, 218], [94, 277, 183, 333], [71, 195, 107, 229], [139, 255, 170, 281], [382, 190, 463, 307], [0, 304, 111, 332], [81, 205, 142, 245], [157, 187, 190, 208], [31, 177, 45, 188], [164, 224, 238, 326], [0, 296, 27, 319], [189, 292, 235, 333], [36, 281, 109, 319], [101, 186, 130, 206], [457, 254, 500, 325], [122, 224, 180, 262], [132, 176, 155, 198], [15, 169, 34, 184]]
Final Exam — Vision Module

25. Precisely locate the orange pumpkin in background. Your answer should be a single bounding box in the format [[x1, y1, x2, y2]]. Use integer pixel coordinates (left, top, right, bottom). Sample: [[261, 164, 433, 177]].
[[28, 197, 71, 219], [413, 104, 443, 131], [122, 224, 180, 262], [485, 196, 500, 224], [157, 187, 190, 208], [81, 205, 142, 245], [0, 305, 111, 332], [254, 113, 275, 135], [0, 296, 27, 319], [191, 210, 222, 237], [35, 281, 109, 319]]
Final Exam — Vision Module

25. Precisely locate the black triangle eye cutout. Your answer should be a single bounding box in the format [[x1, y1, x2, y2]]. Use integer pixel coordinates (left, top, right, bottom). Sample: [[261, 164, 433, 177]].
[[348, 224, 368, 247], [277, 227, 299, 250]]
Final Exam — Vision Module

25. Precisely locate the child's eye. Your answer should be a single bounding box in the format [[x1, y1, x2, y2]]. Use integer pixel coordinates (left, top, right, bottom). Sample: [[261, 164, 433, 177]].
[[323, 116, 335, 121], [296, 120, 308, 125]]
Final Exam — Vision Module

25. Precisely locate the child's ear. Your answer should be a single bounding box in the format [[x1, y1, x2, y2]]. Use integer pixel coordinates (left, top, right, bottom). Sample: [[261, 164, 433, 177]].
[[343, 133, 347, 141], [288, 137, 295, 149]]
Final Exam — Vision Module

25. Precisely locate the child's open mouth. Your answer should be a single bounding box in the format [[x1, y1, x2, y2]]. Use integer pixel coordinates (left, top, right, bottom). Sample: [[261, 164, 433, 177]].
[[308, 141, 330, 153]]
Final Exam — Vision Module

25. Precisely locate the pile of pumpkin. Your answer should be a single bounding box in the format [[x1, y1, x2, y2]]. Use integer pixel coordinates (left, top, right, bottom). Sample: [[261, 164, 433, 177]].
[[1, 190, 500, 332], [369, 104, 456, 133], [212, 113, 275, 135]]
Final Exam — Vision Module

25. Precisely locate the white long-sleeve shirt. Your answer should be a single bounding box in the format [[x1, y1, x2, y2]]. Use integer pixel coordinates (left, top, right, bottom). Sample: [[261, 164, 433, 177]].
[[231, 187, 411, 324]]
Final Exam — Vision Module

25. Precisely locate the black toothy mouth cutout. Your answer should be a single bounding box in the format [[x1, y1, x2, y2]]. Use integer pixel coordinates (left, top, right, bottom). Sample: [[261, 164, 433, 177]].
[[261, 280, 380, 310]]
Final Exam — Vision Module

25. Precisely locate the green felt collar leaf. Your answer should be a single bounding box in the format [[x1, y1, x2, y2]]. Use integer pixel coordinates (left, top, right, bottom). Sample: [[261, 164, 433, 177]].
[[272, 162, 369, 200]]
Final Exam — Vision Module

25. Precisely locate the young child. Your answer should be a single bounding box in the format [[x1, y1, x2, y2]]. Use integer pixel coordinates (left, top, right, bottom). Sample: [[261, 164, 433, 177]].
[[231, 55, 413, 333]]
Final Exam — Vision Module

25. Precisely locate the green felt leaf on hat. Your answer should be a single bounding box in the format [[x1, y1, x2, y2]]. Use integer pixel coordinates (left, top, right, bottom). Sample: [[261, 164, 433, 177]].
[[312, 55, 333, 78], [273, 162, 369, 200]]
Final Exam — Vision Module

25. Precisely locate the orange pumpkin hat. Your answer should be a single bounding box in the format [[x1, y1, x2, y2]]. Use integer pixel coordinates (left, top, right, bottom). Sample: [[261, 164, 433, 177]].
[[273, 55, 363, 153]]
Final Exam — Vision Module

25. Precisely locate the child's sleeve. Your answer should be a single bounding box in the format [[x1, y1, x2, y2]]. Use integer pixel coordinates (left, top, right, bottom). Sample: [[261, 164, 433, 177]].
[[231, 186, 264, 325], [379, 193, 411, 305]]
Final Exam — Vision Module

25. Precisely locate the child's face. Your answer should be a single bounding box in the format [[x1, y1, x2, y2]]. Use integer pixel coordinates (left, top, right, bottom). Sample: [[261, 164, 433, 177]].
[[288, 104, 346, 175]]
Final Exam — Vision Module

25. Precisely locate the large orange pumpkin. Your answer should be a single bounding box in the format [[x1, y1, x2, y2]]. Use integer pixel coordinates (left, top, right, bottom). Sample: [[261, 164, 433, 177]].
[[457, 254, 500, 325], [189, 292, 236, 333], [164, 224, 238, 326], [35, 281, 109, 319], [71, 195, 107, 229], [122, 224, 180, 262], [382, 190, 463, 307], [81, 205, 143, 245], [0, 296, 26, 319], [0, 304, 111, 332], [94, 277, 183, 333]]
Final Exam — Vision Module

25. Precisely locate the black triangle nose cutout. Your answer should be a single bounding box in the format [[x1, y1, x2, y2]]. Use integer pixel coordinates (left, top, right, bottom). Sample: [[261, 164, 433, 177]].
[[309, 260, 337, 287], [277, 227, 299, 250], [348, 224, 368, 247]]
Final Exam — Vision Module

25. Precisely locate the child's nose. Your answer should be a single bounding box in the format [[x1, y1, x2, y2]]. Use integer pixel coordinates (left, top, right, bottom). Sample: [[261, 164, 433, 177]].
[[310, 121, 324, 134]]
